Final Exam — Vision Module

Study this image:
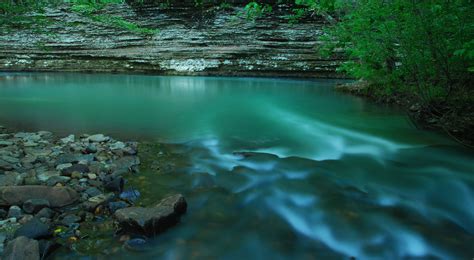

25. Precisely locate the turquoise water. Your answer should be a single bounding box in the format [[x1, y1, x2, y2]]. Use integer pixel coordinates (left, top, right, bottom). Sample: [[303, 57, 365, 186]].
[[0, 73, 473, 259]]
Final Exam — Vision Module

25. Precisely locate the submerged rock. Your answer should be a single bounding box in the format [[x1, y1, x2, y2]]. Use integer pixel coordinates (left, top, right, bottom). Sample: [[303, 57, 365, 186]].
[[38, 240, 61, 259], [0, 141, 13, 147], [119, 189, 140, 203], [104, 176, 124, 193], [0, 186, 79, 208], [109, 201, 129, 213], [114, 194, 187, 236], [2, 236, 40, 260], [123, 238, 150, 252]]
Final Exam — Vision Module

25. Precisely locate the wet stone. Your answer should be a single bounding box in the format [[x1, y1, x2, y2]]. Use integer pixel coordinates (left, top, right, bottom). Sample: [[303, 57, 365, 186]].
[[85, 187, 102, 197], [0, 141, 13, 147], [61, 214, 81, 226], [109, 201, 129, 213], [46, 176, 71, 186], [19, 214, 34, 224], [85, 144, 98, 154], [87, 134, 110, 143], [123, 238, 150, 252], [60, 134, 75, 144], [14, 217, 51, 239], [56, 163, 72, 171], [0, 185, 79, 208], [36, 207, 54, 219], [114, 194, 187, 236], [0, 172, 20, 186], [8, 206, 22, 219], [2, 236, 40, 260], [37, 170, 60, 182], [61, 164, 90, 176], [110, 141, 126, 150], [56, 154, 79, 165], [1, 155, 20, 164], [23, 199, 50, 214], [0, 159, 13, 171], [71, 172, 83, 179], [82, 193, 114, 212]]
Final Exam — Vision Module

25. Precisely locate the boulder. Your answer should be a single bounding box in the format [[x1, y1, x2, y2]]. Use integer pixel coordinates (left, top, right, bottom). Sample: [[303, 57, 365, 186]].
[[2, 236, 40, 260], [14, 217, 51, 239], [114, 194, 187, 236], [0, 186, 79, 208]]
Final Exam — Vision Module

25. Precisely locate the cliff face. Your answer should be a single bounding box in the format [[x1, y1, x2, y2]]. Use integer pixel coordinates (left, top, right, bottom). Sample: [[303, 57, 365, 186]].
[[0, 3, 344, 77]]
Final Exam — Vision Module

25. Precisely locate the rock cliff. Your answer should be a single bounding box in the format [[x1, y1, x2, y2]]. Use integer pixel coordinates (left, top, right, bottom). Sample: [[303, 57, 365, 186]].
[[0, 3, 344, 77]]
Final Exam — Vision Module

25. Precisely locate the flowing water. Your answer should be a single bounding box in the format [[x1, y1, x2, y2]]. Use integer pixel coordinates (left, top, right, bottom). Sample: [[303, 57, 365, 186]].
[[0, 73, 473, 259]]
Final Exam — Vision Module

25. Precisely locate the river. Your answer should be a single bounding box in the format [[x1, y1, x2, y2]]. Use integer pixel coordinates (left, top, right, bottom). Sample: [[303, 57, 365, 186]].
[[0, 73, 473, 259]]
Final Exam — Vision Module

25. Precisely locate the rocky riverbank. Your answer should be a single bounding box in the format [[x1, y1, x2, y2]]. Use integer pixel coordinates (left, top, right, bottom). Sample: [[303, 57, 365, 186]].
[[0, 126, 187, 259]]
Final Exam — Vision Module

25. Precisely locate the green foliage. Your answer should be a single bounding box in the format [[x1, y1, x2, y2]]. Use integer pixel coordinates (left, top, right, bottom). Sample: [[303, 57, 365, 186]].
[[321, 0, 474, 103], [93, 14, 158, 35], [0, 0, 48, 15], [241, 2, 272, 20], [67, 0, 158, 36]]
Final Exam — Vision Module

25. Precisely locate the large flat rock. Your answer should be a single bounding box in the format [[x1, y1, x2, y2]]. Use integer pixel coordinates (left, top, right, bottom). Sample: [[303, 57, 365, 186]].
[[115, 194, 187, 236], [2, 236, 40, 260], [0, 185, 79, 208]]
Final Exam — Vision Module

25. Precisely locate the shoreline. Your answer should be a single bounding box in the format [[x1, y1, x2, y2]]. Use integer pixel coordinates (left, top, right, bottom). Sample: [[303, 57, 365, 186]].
[[335, 81, 474, 148], [0, 126, 187, 259]]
